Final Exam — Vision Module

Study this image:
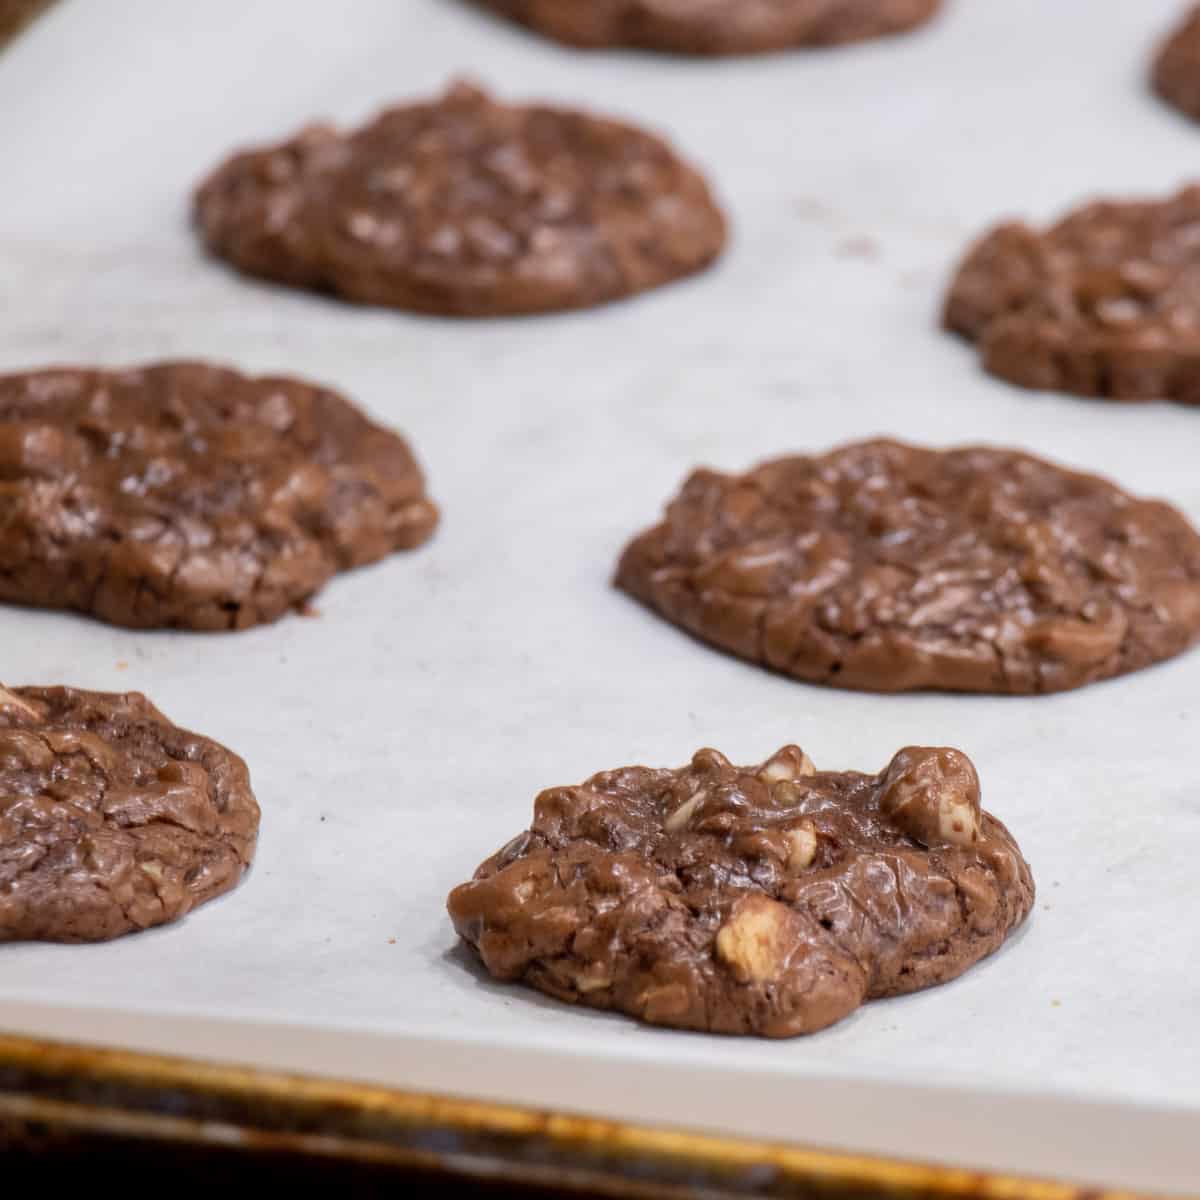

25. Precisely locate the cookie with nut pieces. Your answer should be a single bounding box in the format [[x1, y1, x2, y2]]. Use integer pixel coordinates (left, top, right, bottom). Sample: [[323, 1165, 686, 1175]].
[[0, 361, 437, 630], [194, 80, 727, 317], [447, 743, 1033, 1037], [944, 185, 1200, 405], [0, 685, 259, 942], [467, 0, 943, 55], [616, 439, 1200, 694]]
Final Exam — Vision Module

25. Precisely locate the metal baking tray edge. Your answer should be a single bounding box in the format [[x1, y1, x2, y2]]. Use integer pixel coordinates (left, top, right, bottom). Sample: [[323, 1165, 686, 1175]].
[[0, 5, 1187, 1195], [0, 1031, 1160, 1197]]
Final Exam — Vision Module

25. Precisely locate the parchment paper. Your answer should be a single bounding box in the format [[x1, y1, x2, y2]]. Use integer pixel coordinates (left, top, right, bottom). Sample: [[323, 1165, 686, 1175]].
[[1, 0, 1198, 1191]]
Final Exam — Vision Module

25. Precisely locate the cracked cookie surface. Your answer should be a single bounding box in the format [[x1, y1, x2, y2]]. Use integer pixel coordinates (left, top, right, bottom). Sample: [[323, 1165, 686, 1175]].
[[467, 0, 942, 55], [944, 186, 1200, 405], [0, 361, 437, 630], [1153, 6, 1200, 123], [0, 686, 259, 943], [448, 743, 1033, 1037], [193, 81, 727, 317], [615, 439, 1200, 694]]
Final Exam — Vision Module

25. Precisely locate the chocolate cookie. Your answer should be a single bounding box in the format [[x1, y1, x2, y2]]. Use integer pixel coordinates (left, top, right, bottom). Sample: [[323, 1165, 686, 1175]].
[[0, 361, 437, 630], [466, 0, 942, 55], [0, 0, 52, 44], [1153, 6, 1200, 122], [944, 186, 1200, 404], [615, 440, 1200, 694], [194, 82, 727, 317], [448, 742, 1033, 1037], [0, 685, 259, 943]]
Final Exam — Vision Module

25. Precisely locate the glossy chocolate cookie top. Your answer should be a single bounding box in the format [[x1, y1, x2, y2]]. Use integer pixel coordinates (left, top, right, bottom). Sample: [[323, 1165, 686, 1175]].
[[194, 81, 727, 316], [945, 186, 1200, 404], [0, 686, 259, 943], [0, 361, 437, 630], [448, 742, 1033, 1037], [615, 439, 1200, 693], [467, 0, 942, 55]]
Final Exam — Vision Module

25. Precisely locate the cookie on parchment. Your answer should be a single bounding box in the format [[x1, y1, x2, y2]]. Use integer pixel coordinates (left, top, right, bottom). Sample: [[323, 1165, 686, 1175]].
[[944, 186, 1200, 405], [467, 0, 943, 55], [0, 361, 437, 631], [194, 81, 727, 317], [615, 439, 1200, 694], [1153, 6, 1200, 122], [0, 685, 259, 943], [448, 742, 1033, 1037]]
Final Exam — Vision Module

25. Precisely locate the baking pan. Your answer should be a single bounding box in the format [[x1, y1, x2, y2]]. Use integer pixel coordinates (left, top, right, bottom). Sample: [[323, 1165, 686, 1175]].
[[0, 0, 1198, 1194], [0, 1031, 1159, 1197]]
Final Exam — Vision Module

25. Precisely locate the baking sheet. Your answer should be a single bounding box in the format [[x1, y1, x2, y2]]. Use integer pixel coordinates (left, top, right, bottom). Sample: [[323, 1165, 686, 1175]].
[[1, 0, 1198, 1192]]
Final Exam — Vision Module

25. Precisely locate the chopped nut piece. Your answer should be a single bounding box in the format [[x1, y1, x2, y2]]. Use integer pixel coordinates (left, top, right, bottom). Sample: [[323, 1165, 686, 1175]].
[[572, 965, 611, 993], [759, 746, 816, 784], [879, 747, 980, 848], [637, 982, 691, 1023], [715, 894, 791, 983], [665, 789, 706, 833], [785, 822, 818, 872]]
